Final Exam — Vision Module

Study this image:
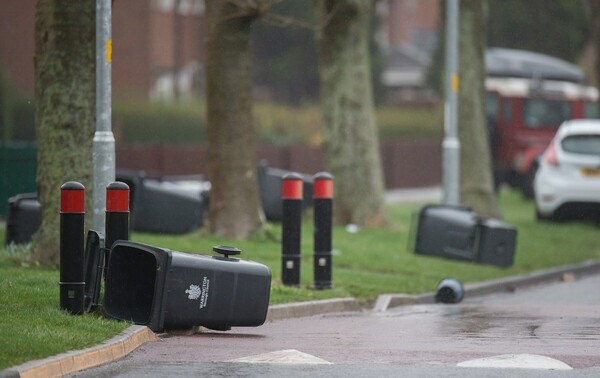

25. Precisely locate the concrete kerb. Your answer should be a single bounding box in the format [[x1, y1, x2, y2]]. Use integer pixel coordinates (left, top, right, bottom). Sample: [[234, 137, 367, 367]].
[[1, 298, 360, 378], [5, 259, 600, 377], [3, 325, 158, 378], [373, 259, 600, 312], [266, 297, 361, 321]]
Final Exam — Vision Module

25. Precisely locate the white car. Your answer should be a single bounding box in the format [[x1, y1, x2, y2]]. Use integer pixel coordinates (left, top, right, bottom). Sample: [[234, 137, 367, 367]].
[[534, 119, 600, 221]]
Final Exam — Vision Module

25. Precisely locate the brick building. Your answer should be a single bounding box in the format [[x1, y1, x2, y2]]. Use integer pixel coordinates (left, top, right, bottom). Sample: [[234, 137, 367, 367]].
[[0, 0, 439, 101], [0, 0, 443, 199], [378, 0, 440, 103], [0, 0, 205, 100]]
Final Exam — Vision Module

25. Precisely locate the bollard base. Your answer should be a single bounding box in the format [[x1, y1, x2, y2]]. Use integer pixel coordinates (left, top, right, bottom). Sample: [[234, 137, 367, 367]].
[[313, 282, 333, 290], [60, 282, 85, 315], [313, 252, 332, 290], [281, 254, 301, 286]]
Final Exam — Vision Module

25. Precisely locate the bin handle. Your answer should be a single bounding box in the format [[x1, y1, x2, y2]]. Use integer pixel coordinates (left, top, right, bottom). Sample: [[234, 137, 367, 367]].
[[213, 245, 241, 258]]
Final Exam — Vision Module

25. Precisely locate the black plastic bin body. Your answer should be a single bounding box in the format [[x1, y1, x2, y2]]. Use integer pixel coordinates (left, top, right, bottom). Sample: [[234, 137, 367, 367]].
[[132, 179, 206, 234], [116, 170, 207, 234], [414, 204, 517, 267], [257, 163, 313, 221], [103, 241, 271, 332], [5, 193, 41, 245]]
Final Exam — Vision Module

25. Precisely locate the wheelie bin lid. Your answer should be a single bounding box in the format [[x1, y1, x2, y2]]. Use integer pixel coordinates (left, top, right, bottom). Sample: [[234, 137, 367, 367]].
[[83, 230, 105, 313]]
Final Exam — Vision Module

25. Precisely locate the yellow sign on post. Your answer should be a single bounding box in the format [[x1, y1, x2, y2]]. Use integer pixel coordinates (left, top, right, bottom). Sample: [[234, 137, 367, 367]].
[[106, 39, 112, 63], [451, 74, 459, 92]]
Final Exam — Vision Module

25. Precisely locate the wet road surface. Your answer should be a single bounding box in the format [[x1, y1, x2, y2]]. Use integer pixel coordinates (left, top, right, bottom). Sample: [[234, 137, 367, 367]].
[[69, 274, 600, 377]]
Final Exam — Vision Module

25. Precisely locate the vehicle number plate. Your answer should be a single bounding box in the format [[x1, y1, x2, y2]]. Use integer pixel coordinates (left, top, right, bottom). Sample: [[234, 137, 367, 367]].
[[581, 167, 600, 176]]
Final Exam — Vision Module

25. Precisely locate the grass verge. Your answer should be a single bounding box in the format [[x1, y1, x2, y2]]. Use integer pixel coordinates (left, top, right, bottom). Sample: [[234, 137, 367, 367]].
[[1, 188, 600, 370]]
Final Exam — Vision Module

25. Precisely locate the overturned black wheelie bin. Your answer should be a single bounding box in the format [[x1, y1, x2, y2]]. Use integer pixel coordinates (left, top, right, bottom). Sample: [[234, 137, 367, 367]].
[[5, 193, 41, 246], [103, 241, 271, 332], [257, 162, 314, 221], [413, 204, 517, 267], [116, 170, 208, 234]]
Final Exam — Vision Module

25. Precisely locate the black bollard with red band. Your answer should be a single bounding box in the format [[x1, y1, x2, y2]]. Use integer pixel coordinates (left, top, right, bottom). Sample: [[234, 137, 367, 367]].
[[60, 181, 86, 315], [104, 181, 130, 275], [281, 173, 303, 286], [313, 172, 334, 289]]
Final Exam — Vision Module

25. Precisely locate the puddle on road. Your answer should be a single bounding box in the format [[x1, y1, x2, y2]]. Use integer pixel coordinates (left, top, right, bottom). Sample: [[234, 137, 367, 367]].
[[380, 304, 600, 341]]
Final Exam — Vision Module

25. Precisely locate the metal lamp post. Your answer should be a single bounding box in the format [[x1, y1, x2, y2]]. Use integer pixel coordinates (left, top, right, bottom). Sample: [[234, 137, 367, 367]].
[[93, 0, 116, 234], [442, 0, 460, 205]]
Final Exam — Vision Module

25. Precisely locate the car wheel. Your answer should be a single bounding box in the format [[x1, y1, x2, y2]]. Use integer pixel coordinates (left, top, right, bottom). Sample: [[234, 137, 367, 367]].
[[521, 165, 538, 199], [535, 206, 551, 222]]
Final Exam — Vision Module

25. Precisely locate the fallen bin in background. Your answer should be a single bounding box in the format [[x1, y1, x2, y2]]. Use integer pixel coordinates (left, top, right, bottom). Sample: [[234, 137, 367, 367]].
[[4, 164, 315, 242], [413, 204, 517, 268], [116, 171, 208, 234], [5, 193, 40, 246], [103, 241, 271, 332], [257, 162, 314, 221]]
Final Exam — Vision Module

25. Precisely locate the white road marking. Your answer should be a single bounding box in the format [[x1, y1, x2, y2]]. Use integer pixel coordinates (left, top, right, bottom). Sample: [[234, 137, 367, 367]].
[[457, 354, 572, 370], [226, 349, 333, 365]]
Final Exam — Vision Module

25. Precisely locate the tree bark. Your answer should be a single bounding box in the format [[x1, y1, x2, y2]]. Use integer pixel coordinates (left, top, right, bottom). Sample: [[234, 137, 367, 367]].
[[205, 0, 277, 239], [458, 0, 501, 218], [314, 0, 386, 227], [589, 0, 600, 114], [33, 0, 95, 265]]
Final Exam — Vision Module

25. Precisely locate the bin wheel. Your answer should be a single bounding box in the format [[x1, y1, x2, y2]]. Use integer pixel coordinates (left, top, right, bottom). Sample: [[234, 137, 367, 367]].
[[205, 325, 231, 331]]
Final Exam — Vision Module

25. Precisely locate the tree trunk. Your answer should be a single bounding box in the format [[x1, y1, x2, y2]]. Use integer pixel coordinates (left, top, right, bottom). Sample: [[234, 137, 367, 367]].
[[314, 0, 386, 227], [33, 0, 95, 265], [0, 67, 14, 141], [590, 0, 600, 113], [458, 0, 501, 218], [205, 0, 276, 239]]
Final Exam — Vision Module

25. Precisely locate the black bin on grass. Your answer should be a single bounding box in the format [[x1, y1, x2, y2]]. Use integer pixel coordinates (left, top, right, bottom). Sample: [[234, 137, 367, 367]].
[[257, 162, 313, 221], [5, 193, 41, 245], [103, 241, 271, 332], [116, 170, 208, 234], [414, 204, 517, 267]]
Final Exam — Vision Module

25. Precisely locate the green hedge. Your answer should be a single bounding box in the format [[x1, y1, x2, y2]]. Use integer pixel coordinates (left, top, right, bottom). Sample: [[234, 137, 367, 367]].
[[377, 104, 443, 140], [113, 100, 206, 144], [114, 101, 443, 145], [2, 98, 443, 145]]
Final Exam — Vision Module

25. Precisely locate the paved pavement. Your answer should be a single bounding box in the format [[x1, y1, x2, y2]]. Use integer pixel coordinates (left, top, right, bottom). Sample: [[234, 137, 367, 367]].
[[5, 186, 600, 377], [385, 186, 442, 204], [64, 270, 600, 377], [5, 258, 599, 377]]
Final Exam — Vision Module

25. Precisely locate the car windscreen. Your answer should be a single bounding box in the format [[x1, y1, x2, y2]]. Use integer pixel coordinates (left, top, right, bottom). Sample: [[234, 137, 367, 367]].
[[486, 93, 498, 120], [523, 99, 571, 128], [561, 134, 600, 156], [585, 102, 599, 119]]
